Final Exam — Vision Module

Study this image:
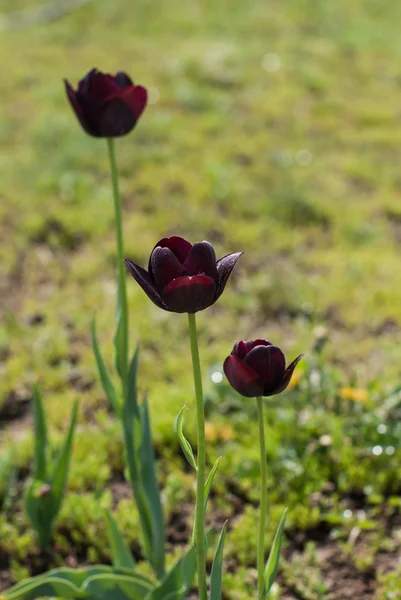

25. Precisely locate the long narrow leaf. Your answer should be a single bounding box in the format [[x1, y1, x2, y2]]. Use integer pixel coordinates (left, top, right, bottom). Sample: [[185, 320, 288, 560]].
[[113, 272, 128, 384], [83, 572, 154, 600], [123, 348, 153, 568], [209, 521, 227, 600], [32, 386, 47, 480], [92, 318, 120, 415], [264, 508, 288, 594], [104, 509, 136, 570], [145, 546, 196, 600], [204, 456, 222, 512], [175, 405, 197, 471], [4, 575, 84, 600], [140, 395, 165, 578], [51, 400, 79, 516]]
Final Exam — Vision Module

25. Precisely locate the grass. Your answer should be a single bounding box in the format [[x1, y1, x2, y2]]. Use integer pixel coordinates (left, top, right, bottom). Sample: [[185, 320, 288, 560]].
[[1, 0, 401, 597]]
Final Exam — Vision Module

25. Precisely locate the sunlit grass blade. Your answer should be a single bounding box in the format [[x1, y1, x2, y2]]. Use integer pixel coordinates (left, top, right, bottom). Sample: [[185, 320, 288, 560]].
[[92, 317, 120, 415], [264, 508, 288, 595], [204, 456, 222, 512], [52, 400, 79, 516], [104, 509, 136, 570], [32, 385, 47, 480], [175, 404, 197, 471], [209, 521, 227, 600], [140, 395, 165, 578]]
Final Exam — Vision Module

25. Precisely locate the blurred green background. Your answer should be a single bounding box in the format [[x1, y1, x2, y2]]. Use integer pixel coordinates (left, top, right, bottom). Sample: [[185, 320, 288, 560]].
[[1, 1, 401, 598]]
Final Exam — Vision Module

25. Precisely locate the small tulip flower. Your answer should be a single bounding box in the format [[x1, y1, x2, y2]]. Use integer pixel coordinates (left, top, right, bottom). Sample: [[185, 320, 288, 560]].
[[64, 68, 147, 137], [124, 236, 242, 314], [224, 339, 303, 398]]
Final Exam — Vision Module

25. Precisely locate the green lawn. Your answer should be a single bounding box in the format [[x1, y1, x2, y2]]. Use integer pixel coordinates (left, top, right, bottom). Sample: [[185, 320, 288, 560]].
[[1, 1, 401, 598]]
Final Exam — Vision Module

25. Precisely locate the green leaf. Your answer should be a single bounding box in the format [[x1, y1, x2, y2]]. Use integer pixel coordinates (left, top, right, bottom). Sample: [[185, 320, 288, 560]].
[[145, 546, 196, 600], [84, 572, 154, 600], [24, 479, 55, 550], [175, 405, 197, 471], [123, 348, 153, 569], [264, 508, 288, 594], [51, 400, 79, 516], [104, 510, 136, 570], [92, 318, 120, 415], [114, 270, 128, 384], [4, 567, 155, 600], [140, 395, 165, 578], [4, 575, 84, 599], [32, 385, 47, 481], [209, 521, 227, 600], [204, 456, 222, 512]]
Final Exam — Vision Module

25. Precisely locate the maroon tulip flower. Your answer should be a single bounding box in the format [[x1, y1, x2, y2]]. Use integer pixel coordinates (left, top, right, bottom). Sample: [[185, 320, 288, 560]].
[[224, 339, 303, 398], [64, 68, 147, 137], [124, 236, 242, 314]]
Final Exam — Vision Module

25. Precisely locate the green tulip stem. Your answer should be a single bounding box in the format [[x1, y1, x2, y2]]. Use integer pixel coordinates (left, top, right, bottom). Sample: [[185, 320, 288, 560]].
[[107, 138, 128, 385], [187, 312, 207, 600], [256, 395, 268, 599]]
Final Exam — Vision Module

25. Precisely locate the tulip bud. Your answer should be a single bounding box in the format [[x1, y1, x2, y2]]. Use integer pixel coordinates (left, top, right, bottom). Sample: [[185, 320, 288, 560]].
[[224, 339, 303, 398], [64, 68, 147, 137]]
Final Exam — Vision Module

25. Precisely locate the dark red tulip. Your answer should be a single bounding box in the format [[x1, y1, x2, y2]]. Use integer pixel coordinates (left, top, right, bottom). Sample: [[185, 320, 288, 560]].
[[224, 339, 303, 398], [124, 236, 242, 314], [64, 68, 147, 137]]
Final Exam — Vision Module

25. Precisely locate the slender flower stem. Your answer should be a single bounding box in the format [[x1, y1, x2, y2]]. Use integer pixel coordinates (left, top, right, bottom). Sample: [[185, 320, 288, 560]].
[[187, 312, 207, 600], [107, 138, 128, 387], [256, 395, 268, 599]]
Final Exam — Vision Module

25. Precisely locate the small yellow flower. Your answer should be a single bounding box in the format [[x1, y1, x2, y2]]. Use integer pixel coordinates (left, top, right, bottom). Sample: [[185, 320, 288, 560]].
[[340, 386, 368, 403]]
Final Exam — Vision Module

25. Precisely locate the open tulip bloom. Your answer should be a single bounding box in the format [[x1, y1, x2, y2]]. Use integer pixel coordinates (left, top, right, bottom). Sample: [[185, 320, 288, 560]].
[[224, 339, 303, 599], [124, 236, 242, 314]]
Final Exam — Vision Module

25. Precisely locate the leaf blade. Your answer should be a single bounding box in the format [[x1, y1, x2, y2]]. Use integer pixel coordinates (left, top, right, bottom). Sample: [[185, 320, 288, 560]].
[[175, 405, 197, 471], [92, 318, 120, 415], [264, 508, 288, 594], [51, 400, 79, 516], [104, 509, 136, 570], [204, 456, 222, 512], [140, 395, 165, 578], [32, 385, 47, 481], [209, 521, 227, 600]]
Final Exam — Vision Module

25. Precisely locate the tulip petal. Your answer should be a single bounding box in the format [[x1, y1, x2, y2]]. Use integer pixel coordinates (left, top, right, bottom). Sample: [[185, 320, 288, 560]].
[[115, 71, 134, 88], [77, 68, 97, 94], [223, 355, 264, 398], [64, 79, 98, 136], [88, 70, 119, 101], [121, 85, 148, 121], [150, 247, 183, 290], [215, 252, 243, 300], [233, 339, 272, 360], [124, 260, 166, 309], [183, 241, 218, 279], [99, 98, 137, 137], [149, 237, 192, 273], [162, 275, 216, 313], [244, 345, 285, 390], [271, 354, 304, 395]]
